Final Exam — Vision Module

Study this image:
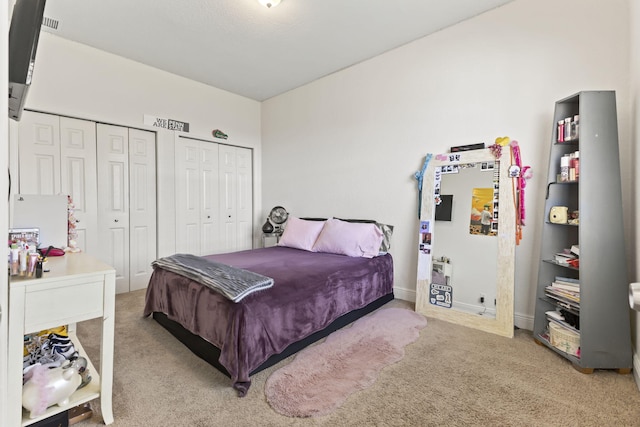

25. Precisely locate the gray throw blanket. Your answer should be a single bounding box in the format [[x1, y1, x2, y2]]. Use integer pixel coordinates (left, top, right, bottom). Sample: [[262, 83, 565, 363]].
[[151, 253, 274, 302]]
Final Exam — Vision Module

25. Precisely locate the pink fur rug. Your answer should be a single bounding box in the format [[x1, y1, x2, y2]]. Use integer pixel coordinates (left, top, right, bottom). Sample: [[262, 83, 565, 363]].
[[264, 307, 427, 417]]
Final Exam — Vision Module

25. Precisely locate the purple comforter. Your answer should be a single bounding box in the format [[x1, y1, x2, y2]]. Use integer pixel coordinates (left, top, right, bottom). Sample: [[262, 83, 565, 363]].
[[143, 246, 394, 396]]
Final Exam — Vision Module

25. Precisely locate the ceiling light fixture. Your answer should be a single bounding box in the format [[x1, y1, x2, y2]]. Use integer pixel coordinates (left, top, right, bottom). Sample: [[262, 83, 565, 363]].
[[258, 0, 281, 8]]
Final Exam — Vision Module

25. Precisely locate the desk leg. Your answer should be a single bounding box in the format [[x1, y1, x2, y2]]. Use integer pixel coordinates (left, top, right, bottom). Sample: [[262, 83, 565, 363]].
[[100, 272, 115, 425]]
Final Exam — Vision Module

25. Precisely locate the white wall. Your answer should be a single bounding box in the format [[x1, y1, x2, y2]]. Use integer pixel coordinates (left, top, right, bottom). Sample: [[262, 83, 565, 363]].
[[261, 0, 631, 329], [12, 33, 263, 254]]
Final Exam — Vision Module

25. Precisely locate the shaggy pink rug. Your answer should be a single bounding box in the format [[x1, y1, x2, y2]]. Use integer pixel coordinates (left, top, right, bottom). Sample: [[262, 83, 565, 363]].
[[264, 307, 427, 417]]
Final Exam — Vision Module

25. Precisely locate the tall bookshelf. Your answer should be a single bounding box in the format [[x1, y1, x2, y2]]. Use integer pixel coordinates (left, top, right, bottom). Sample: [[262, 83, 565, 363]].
[[532, 91, 632, 373]]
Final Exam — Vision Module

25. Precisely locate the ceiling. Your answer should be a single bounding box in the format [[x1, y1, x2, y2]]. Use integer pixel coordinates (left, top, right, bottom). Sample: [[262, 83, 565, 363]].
[[40, 0, 514, 101]]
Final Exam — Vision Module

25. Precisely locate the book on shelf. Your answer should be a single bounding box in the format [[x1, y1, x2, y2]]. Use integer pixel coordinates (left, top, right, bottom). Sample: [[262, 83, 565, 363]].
[[551, 282, 580, 292], [554, 252, 577, 264], [545, 286, 580, 303], [545, 310, 564, 321], [545, 288, 580, 309], [570, 244, 579, 256], [550, 277, 580, 292], [555, 276, 579, 285]]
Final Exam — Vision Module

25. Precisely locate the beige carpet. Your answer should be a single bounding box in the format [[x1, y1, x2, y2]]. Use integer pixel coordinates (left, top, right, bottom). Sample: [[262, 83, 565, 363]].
[[73, 289, 640, 426]]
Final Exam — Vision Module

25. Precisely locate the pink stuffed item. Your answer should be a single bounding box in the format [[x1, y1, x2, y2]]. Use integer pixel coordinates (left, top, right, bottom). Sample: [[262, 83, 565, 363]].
[[312, 218, 383, 258]]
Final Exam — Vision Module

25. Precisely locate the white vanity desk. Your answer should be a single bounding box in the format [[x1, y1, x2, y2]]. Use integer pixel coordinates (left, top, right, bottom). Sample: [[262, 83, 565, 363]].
[[7, 253, 115, 426]]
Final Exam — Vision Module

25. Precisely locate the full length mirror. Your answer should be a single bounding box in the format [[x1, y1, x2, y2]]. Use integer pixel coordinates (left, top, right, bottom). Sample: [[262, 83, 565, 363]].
[[415, 149, 515, 338]]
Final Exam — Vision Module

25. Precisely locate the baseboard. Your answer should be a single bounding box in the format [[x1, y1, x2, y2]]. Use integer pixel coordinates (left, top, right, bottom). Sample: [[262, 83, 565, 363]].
[[633, 350, 640, 391], [393, 286, 415, 303], [515, 312, 534, 331], [395, 286, 535, 332]]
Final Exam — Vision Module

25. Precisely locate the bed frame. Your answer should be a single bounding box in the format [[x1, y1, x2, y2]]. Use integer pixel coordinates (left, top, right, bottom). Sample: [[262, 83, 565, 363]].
[[153, 292, 394, 377]]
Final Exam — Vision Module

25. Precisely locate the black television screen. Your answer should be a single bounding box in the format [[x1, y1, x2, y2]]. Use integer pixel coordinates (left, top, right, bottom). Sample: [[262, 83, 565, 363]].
[[8, 0, 47, 121], [435, 194, 453, 221]]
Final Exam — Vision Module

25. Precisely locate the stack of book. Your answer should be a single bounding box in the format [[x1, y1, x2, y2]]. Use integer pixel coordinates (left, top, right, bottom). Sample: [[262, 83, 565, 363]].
[[545, 276, 581, 335], [545, 276, 580, 308]]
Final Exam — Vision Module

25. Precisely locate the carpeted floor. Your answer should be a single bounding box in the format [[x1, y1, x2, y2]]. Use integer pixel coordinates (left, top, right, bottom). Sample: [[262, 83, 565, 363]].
[[265, 307, 427, 417], [73, 289, 640, 426]]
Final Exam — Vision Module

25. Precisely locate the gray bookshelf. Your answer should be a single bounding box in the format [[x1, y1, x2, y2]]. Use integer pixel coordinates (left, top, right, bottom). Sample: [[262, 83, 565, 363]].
[[533, 91, 632, 373]]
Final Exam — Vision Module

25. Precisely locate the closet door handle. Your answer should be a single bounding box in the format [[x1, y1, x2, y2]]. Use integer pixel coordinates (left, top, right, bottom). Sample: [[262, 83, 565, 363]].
[[114, 219, 119, 223]]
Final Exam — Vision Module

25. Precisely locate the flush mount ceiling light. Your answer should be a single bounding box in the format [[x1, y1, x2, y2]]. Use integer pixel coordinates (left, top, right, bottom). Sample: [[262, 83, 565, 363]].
[[258, 0, 281, 8]]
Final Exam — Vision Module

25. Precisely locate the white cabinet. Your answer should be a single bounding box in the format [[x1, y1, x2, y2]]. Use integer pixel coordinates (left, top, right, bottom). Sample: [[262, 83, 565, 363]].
[[7, 253, 115, 426], [17, 111, 98, 255], [97, 124, 157, 294]]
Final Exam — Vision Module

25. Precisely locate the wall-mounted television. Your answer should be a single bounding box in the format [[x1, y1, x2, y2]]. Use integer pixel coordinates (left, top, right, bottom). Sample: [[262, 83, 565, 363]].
[[8, 0, 47, 121]]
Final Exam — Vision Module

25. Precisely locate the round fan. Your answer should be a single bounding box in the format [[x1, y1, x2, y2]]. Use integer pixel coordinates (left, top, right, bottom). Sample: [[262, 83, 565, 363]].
[[269, 206, 289, 231]]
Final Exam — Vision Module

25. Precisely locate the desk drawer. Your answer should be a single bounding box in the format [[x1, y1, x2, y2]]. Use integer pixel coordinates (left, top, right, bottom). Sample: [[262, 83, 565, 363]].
[[24, 278, 105, 332]]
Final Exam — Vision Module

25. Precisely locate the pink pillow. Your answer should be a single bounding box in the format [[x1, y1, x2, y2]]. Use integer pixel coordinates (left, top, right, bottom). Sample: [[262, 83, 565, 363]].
[[277, 217, 326, 251], [312, 218, 384, 258]]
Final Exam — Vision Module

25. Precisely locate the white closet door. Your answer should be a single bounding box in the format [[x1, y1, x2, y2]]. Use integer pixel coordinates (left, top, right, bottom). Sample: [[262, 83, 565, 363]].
[[59, 117, 98, 255], [219, 145, 237, 253], [200, 142, 219, 255], [219, 145, 253, 252], [17, 112, 98, 253], [128, 129, 156, 291], [175, 138, 202, 255], [235, 147, 253, 250], [97, 124, 130, 294], [18, 111, 61, 195]]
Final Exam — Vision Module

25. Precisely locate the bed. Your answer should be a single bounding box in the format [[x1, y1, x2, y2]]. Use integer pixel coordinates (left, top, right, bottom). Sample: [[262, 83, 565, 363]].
[[143, 218, 394, 396]]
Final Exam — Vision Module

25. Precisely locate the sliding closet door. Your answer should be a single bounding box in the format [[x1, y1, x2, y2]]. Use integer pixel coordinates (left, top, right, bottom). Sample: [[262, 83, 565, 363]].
[[200, 142, 220, 255], [175, 138, 202, 254], [219, 145, 253, 253], [219, 145, 237, 253], [175, 138, 219, 256], [59, 117, 98, 255], [128, 129, 157, 291], [18, 111, 61, 195], [97, 124, 130, 294], [17, 111, 98, 254], [235, 147, 253, 250]]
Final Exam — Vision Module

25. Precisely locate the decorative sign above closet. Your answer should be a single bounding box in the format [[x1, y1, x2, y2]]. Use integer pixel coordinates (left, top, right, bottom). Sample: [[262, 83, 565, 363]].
[[143, 114, 190, 132]]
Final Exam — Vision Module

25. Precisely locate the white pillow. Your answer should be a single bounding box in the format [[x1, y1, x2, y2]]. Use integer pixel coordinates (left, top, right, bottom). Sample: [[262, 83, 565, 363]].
[[312, 218, 384, 258], [277, 216, 326, 251]]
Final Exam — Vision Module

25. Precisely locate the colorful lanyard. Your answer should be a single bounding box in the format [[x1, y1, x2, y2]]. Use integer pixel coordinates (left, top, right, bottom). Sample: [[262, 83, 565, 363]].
[[414, 153, 432, 219], [492, 137, 531, 244], [509, 140, 532, 244]]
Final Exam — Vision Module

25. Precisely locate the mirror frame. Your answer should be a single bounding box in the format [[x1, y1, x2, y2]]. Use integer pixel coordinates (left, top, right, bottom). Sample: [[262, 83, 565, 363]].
[[415, 148, 515, 338]]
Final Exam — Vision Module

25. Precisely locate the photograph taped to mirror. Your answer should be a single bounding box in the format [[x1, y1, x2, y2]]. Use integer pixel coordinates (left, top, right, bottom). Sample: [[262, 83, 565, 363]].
[[8, 228, 39, 249]]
